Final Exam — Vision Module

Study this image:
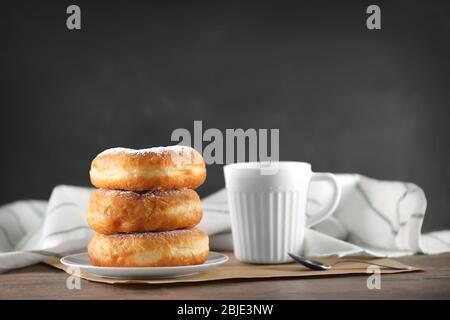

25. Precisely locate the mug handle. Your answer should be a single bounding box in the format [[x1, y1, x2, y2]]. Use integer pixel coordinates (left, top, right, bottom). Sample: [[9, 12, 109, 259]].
[[305, 173, 342, 228]]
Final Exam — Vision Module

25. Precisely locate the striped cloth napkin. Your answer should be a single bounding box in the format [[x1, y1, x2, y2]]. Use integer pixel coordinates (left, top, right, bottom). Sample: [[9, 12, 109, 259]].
[[201, 174, 450, 257], [0, 175, 449, 273]]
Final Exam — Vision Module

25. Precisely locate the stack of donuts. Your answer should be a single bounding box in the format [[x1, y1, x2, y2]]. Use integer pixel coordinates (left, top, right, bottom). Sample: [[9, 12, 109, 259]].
[[87, 146, 209, 267]]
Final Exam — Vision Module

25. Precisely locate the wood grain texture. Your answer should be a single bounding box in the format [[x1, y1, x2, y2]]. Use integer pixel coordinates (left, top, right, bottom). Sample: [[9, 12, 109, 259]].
[[0, 253, 449, 299]]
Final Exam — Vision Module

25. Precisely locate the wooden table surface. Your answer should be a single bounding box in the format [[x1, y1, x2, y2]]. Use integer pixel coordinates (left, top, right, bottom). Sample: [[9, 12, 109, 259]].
[[1, 253, 449, 299]]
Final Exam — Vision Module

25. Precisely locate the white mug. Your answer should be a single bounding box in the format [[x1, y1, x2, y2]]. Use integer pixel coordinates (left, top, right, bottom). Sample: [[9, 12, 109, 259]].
[[223, 161, 341, 264]]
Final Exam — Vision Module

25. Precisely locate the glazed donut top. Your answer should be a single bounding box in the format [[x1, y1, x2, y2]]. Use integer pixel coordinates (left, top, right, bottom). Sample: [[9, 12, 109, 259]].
[[90, 145, 206, 191]]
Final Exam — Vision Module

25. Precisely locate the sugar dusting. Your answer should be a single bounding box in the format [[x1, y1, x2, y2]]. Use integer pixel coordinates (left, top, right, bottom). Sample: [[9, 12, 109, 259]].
[[96, 145, 201, 166], [98, 146, 194, 157], [99, 188, 188, 198], [109, 228, 201, 239]]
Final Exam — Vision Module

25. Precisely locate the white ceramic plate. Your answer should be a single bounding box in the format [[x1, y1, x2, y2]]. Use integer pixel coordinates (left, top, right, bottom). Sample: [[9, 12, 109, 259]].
[[60, 251, 228, 279]]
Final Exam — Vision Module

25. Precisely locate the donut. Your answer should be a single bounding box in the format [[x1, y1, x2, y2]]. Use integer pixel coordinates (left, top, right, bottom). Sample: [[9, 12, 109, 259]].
[[88, 229, 209, 267], [87, 188, 202, 234], [89, 146, 206, 191]]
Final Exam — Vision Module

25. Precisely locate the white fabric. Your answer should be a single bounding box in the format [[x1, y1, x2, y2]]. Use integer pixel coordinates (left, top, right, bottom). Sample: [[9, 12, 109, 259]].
[[0, 175, 449, 273], [200, 174, 450, 257]]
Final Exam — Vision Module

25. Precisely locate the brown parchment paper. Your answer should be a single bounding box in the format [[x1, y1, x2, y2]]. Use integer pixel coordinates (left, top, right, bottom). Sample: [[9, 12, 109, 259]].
[[45, 252, 422, 285]]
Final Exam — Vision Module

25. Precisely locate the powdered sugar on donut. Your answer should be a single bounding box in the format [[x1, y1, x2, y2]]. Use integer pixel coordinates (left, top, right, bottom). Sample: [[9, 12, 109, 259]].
[[97, 146, 201, 165], [99, 188, 189, 198], [98, 145, 192, 156], [110, 228, 203, 239]]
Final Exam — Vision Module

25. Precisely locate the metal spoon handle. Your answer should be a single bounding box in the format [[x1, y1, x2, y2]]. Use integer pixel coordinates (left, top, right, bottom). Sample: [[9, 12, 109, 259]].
[[332, 259, 412, 270]]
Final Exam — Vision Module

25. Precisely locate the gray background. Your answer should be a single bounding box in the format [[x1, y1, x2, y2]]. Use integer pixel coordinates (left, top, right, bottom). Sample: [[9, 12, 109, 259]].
[[1, 0, 449, 231]]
